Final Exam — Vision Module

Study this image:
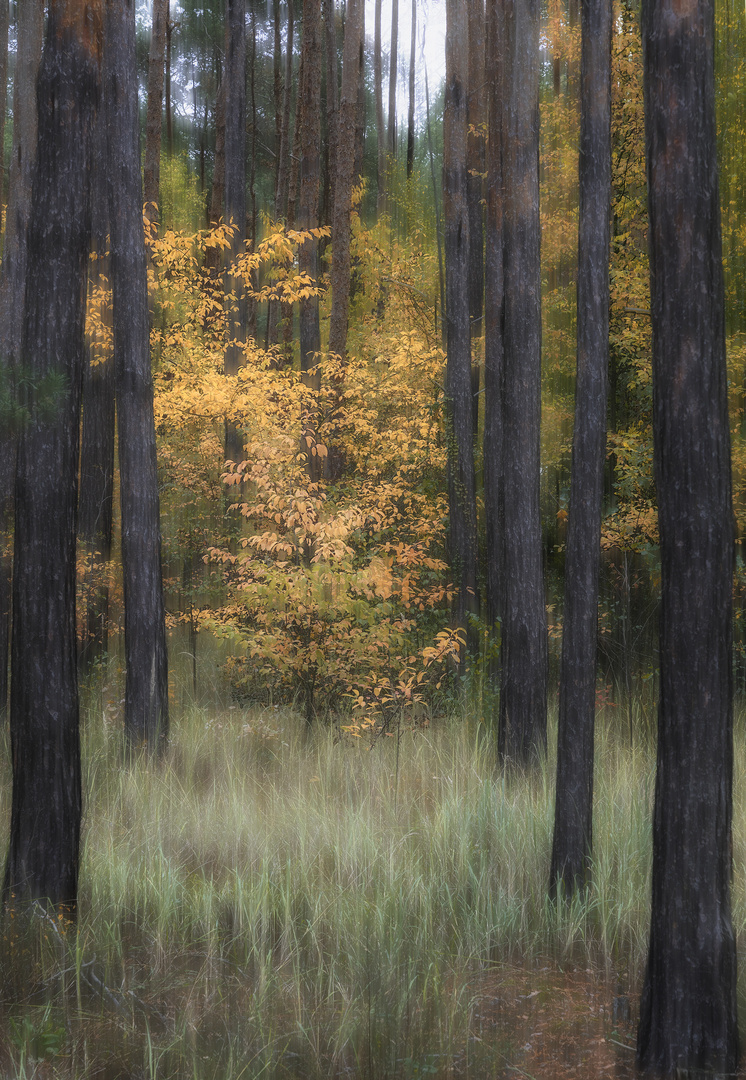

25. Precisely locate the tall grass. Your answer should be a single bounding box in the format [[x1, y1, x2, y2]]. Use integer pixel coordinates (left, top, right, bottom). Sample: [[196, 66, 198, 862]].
[[2, 679, 745, 1076]]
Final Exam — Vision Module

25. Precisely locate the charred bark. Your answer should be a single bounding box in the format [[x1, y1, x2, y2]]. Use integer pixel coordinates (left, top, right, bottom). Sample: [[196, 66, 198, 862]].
[[3, 0, 101, 909], [106, 0, 169, 751], [549, 0, 612, 897], [636, 0, 739, 1069], [444, 0, 479, 656], [498, 0, 547, 762]]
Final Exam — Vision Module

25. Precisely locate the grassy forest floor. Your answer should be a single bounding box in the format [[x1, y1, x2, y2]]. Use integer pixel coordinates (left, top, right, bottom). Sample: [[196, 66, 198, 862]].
[[0, 638, 744, 1078]]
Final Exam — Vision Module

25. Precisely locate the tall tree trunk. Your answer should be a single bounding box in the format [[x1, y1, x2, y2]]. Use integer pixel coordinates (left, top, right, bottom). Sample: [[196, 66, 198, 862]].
[[328, 0, 362, 361], [273, 0, 283, 199], [298, 0, 322, 378], [387, 0, 398, 157], [210, 79, 226, 228], [78, 87, 115, 672], [467, 0, 485, 437], [0, 0, 43, 719], [323, 0, 338, 220], [406, 0, 415, 179], [4, 0, 101, 909], [498, 0, 547, 762], [549, 0, 612, 898], [223, 0, 247, 463], [444, 0, 478, 657], [374, 0, 385, 214], [106, 0, 169, 751], [353, 0, 366, 187], [165, 3, 173, 159], [424, 62, 444, 345], [636, 0, 738, 1068], [276, 0, 294, 219], [484, 0, 504, 657], [144, 0, 168, 226], [0, 0, 8, 203]]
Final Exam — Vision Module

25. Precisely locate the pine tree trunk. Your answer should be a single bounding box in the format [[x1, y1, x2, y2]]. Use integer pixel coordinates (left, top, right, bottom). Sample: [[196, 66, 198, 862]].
[[374, 0, 385, 214], [498, 0, 547, 762], [4, 0, 101, 909], [276, 0, 294, 219], [387, 0, 398, 157], [549, 0, 612, 897], [79, 92, 115, 671], [444, 0, 478, 656], [406, 0, 415, 179], [223, 0, 247, 462], [484, 0, 504, 649], [636, 0, 738, 1067], [323, 0, 338, 220], [0, 0, 43, 719], [328, 0, 362, 362], [298, 0, 322, 378], [144, 0, 168, 226], [467, 0, 485, 437], [0, 0, 8, 202], [106, 0, 169, 751]]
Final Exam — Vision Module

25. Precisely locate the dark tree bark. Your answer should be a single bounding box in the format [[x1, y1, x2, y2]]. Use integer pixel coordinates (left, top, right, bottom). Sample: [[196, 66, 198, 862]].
[[353, 2, 365, 187], [424, 62, 444, 345], [0, 0, 8, 202], [3, 0, 101, 909], [387, 0, 398, 157], [144, 0, 168, 226], [328, 0, 362, 362], [106, 0, 169, 751], [323, 0, 338, 219], [273, 0, 283, 199], [78, 90, 115, 671], [406, 0, 415, 179], [0, 0, 43, 719], [374, 0, 385, 214], [498, 0, 547, 762], [636, 0, 739, 1069], [467, 0, 485, 438], [483, 0, 504, 648], [210, 79, 226, 229], [549, 0, 612, 898], [297, 0, 322, 377], [276, 0, 294, 219], [223, 0, 247, 462], [165, 3, 173, 159], [444, 0, 478, 655]]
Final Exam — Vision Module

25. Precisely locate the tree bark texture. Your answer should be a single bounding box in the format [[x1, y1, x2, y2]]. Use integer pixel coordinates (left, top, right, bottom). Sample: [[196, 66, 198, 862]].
[[323, 0, 338, 220], [223, 0, 247, 462], [374, 0, 385, 213], [467, 0, 485, 348], [444, 0, 478, 652], [387, 0, 398, 157], [106, 0, 169, 751], [549, 0, 612, 898], [0, 0, 43, 718], [0, 0, 8, 201], [78, 89, 115, 671], [328, 0, 362, 362], [144, 0, 168, 225], [4, 0, 101, 908], [276, 0, 294, 219], [484, 0, 504, 642], [498, 0, 547, 762], [298, 0, 322, 377], [406, 0, 416, 179], [636, 0, 738, 1069]]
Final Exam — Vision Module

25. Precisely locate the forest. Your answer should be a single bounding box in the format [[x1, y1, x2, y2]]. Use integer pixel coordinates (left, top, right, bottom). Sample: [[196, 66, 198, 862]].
[[0, 0, 744, 1075]]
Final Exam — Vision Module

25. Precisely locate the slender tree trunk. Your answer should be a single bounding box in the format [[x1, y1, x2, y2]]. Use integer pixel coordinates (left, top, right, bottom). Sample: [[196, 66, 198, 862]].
[[498, 0, 547, 762], [636, 0, 738, 1068], [374, 0, 385, 214], [387, 0, 398, 157], [0, 0, 8, 203], [467, 0, 485, 437], [353, 1, 365, 187], [323, 0, 338, 219], [210, 79, 226, 228], [328, 0, 362, 361], [144, 0, 168, 226], [406, 0, 415, 179], [549, 0, 612, 898], [4, 0, 101, 909], [484, 0, 504, 653], [223, 0, 247, 462], [298, 0, 322, 377], [276, 0, 294, 219], [444, 0, 478, 657], [79, 89, 115, 671], [273, 0, 283, 199], [165, 3, 173, 159], [106, 0, 169, 752], [424, 62, 444, 345], [0, 0, 43, 719]]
